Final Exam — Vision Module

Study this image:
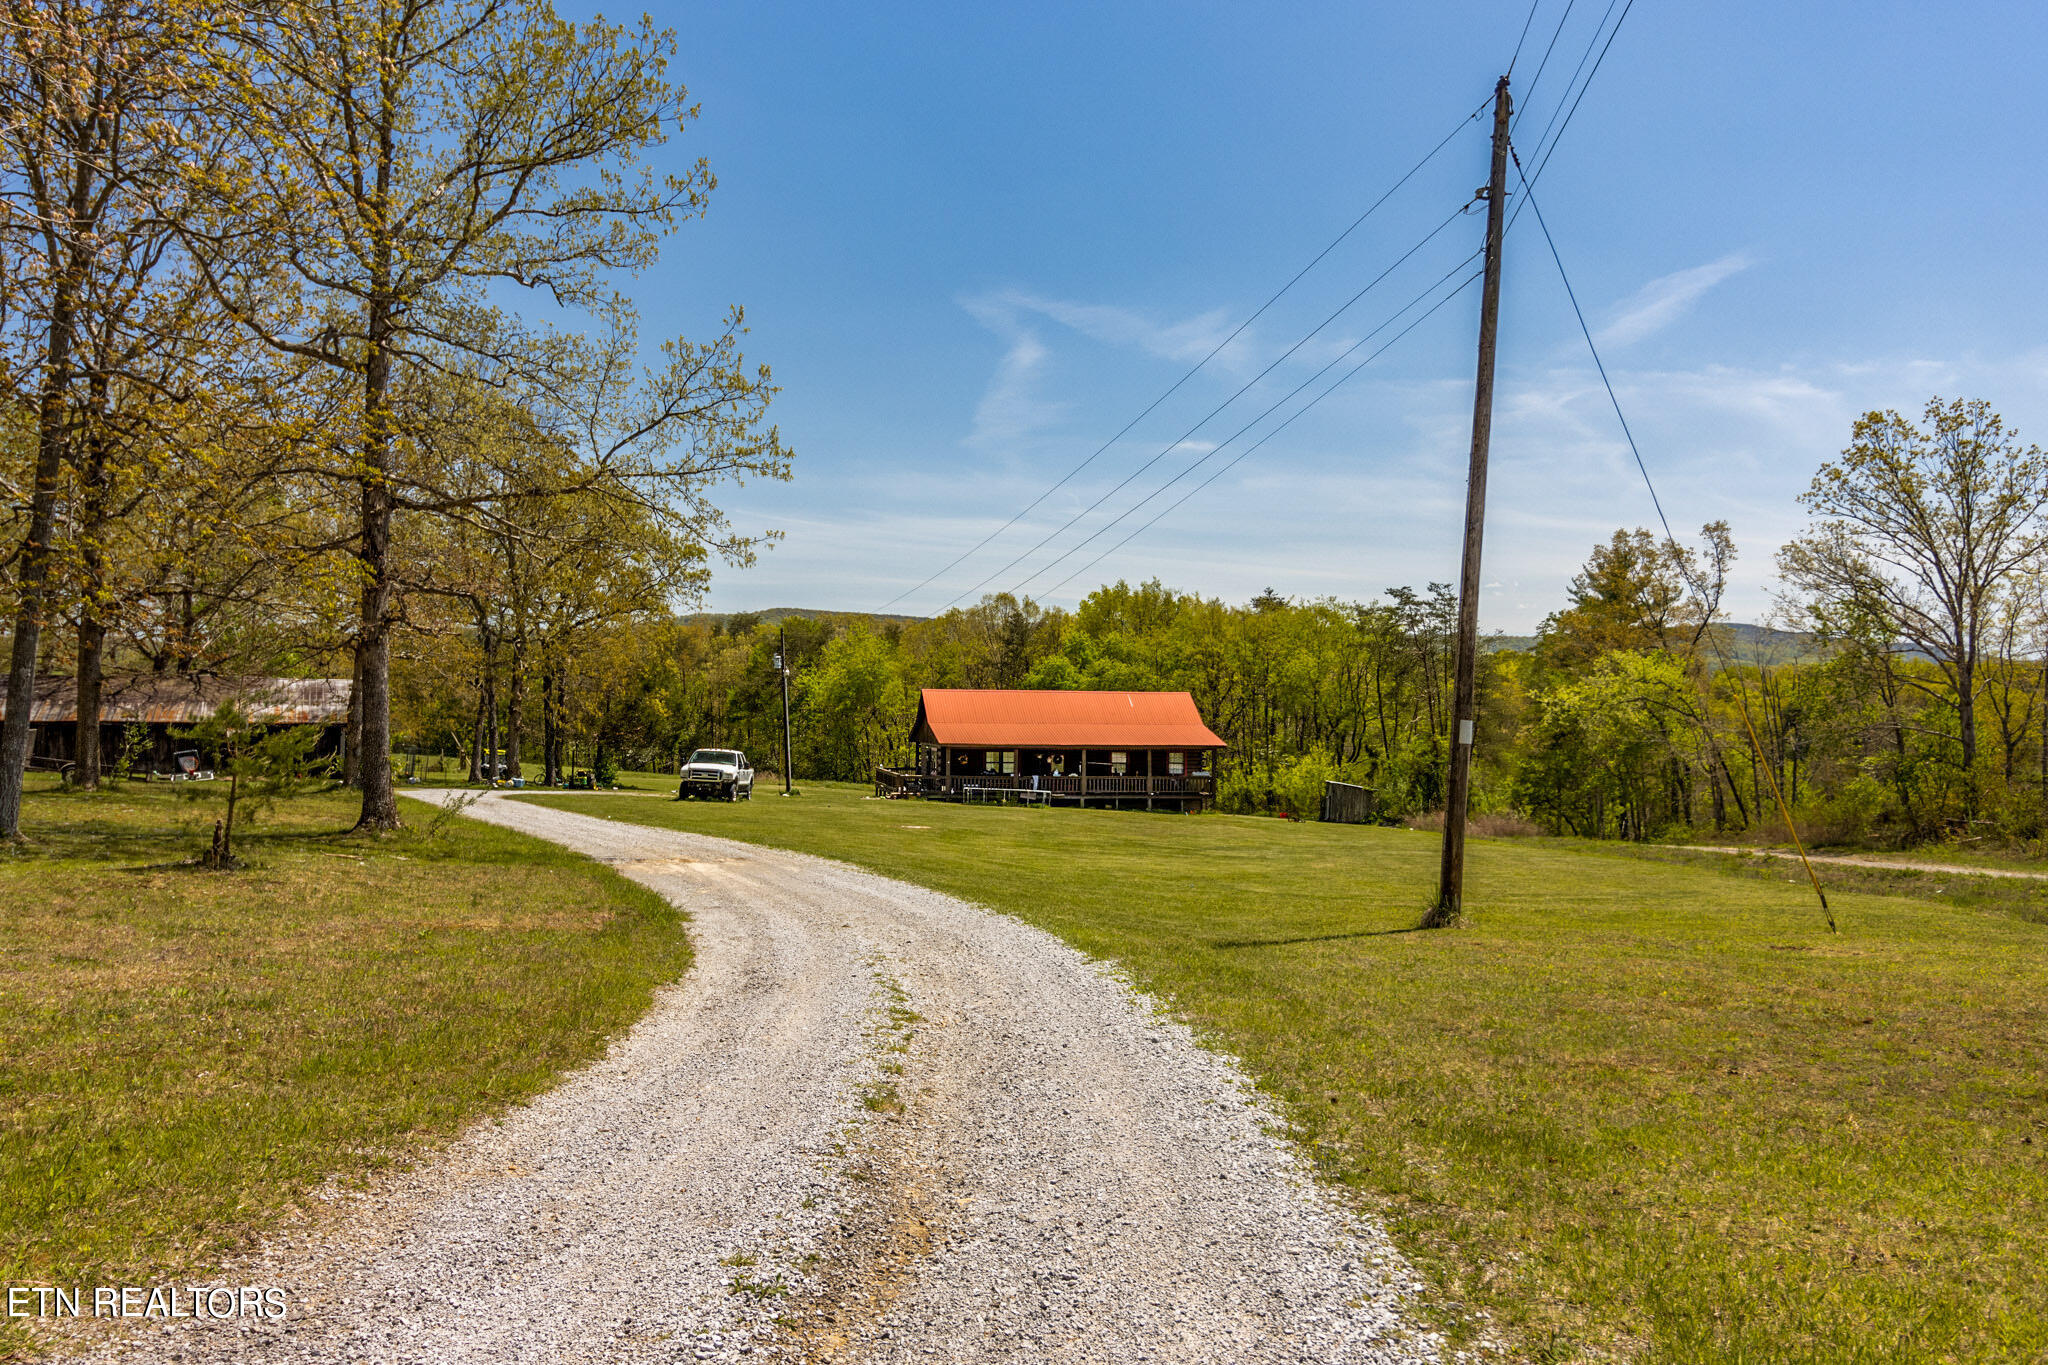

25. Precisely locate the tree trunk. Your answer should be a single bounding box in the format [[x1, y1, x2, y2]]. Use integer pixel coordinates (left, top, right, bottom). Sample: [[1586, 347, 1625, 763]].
[[176, 586, 195, 671], [342, 646, 364, 788], [1957, 651, 1978, 813], [554, 668, 570, 781], [541, 663, 558, 786], [469, 681, 487, 784], [353, 293, 400, 829], [505, 636, 523, 783], [480, 625, 498, 784], [72, 387, 114, 792], [75, 616, 105, 791], [0, 274, 81, 839], [485, 674, 499, 784], [1717, 750, 1749, 827]]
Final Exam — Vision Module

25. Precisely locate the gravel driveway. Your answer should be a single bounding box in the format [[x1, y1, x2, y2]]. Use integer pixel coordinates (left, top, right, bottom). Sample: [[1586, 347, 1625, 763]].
[[83, 793, 1443, 1365]]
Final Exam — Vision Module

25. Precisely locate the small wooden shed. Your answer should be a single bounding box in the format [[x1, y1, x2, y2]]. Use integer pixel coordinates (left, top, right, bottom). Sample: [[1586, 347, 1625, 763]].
[[884, 688, 1225, 810]]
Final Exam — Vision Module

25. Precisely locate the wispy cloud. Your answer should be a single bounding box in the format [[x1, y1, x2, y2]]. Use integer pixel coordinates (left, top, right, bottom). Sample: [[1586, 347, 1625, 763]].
[[969, 330, 1056, 448], [714, 338, 2048, 628], [980, 288, 1238, 366], [956, 286, 1254, 453], [1597, 254, 1753, 348], [960, 296, 1065, 449]]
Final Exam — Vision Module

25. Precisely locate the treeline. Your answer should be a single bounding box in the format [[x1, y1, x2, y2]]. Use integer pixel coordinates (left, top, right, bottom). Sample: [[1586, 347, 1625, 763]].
[[428, 395, 2048, 849], [1510, 398, 2048, 845], [391, 584, 1471, 817], [4, 0, 2035, 859], [0, 0, 786, 836]]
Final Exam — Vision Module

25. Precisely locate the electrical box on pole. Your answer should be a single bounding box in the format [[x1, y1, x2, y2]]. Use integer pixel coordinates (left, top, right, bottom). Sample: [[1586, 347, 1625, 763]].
[[1430, 74, 1511, 927]]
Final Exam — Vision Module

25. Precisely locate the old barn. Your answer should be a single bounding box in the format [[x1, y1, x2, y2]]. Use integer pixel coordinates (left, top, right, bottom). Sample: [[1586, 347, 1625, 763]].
[[1, 675, 351, 776], [879, 689, 1225, 810]]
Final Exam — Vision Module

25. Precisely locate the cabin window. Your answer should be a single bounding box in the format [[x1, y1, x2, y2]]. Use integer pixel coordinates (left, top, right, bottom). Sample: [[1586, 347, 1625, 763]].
[[1167, 751, 1185, 776], [984, 750, 1015, 774], [1110, 750, 1128, 776]]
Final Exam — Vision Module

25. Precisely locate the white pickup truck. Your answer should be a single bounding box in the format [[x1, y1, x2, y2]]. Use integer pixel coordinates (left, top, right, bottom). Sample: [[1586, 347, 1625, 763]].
[[677, 748, 754, 801]]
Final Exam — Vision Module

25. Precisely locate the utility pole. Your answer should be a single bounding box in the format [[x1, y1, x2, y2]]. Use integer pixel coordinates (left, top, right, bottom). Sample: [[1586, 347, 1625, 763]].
[[1430, 74, 1512, 928], [778, 625, 795, 796]]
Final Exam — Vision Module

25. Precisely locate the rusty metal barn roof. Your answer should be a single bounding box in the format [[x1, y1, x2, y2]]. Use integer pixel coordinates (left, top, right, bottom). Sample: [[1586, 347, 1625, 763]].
[[911, 689, 1226, 749], [0, 675, 351, 725]]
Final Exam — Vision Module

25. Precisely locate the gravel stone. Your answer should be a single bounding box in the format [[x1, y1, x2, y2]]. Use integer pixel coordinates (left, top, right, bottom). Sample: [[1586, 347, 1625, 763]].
[[73, 792, 1445, 1364]]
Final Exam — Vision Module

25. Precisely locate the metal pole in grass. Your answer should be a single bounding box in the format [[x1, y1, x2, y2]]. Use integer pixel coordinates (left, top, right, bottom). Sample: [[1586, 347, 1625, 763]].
[[1429, 74, 1511, 929], [778, 626, 796, 796]]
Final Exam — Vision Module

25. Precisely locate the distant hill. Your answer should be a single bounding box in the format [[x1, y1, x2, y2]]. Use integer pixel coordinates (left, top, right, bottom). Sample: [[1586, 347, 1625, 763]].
[[1487, 622, 1827, 661], [684, 607, 927, 629], [699, 613, 1829, 660]]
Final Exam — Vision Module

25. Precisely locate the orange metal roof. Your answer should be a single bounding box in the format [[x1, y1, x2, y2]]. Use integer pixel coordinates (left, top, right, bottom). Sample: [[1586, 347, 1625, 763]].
[[912, 689, 1225, 748]]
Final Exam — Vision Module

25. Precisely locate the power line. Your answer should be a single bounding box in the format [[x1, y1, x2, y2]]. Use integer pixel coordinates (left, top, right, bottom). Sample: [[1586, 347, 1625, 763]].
[[1513, 0, 1578, 122], [895, 8, 1635, 614], [978, 8, 1641, 611], [1005, 240, 1482, 599], [876, 97, 1490, 613], [1511, 159, 1668, 540], [1506, 0, 1544, 74], [1518, 0, 1623, 176], [1014, 253, 1483, 597], [941, 202, 1479, 609], [1498, 0, 1633, 246], [1511, 153, 1838, 933], [1524, 0, 1636, 190], [1040, 269, 1486, 599]]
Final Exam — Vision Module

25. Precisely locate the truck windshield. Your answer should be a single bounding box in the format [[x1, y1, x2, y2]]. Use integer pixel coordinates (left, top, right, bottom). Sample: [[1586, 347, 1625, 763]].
[[689, 750, 741, 766]]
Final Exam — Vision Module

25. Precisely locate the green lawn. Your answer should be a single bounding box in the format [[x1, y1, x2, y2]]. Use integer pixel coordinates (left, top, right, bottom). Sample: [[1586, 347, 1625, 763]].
[[0, 778, 691, 1356], [1670, 828, 2048, 877], [398, 761, 676, 791], [1620, 841, 2048, 927], [519, 783, 2048, 1365]]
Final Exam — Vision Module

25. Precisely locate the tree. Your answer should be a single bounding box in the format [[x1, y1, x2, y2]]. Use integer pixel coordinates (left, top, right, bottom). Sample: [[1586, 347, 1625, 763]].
[[1538, 522, 1732, 669], [0, 0, 214, 835], [800, 624, 916, 780], [194, 0, 718, 829], [177, 698, 326, 867], [1779, 398, 2048, 797], [61, 226, 254, 789]]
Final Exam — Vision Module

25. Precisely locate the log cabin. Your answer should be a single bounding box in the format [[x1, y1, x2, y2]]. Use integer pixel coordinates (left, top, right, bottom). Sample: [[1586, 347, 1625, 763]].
[[879, 688, 1225, 811]]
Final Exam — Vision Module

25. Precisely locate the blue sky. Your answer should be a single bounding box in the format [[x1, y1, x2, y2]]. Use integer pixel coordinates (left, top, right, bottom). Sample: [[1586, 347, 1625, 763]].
[[601, 1, 2048, 630]]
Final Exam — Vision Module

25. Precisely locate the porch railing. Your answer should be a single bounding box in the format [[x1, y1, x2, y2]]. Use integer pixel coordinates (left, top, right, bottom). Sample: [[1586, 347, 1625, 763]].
[[873, 768, 1215, 801], [936, 773, 1213, 798], [873, 766, 927, 798]]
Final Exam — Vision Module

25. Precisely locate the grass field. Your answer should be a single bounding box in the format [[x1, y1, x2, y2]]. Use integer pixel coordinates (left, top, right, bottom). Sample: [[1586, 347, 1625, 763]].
[[0, 777, 691, 1356], [398, 762, 676, 791], [1628, 842, 2048, 926], [520, 783, 2048, 1364]]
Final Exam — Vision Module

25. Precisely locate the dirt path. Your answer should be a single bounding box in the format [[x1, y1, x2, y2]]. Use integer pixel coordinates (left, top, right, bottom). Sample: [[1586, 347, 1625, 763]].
[[82, 793, 1439, 1365], [1679, 844, 2048, 881]]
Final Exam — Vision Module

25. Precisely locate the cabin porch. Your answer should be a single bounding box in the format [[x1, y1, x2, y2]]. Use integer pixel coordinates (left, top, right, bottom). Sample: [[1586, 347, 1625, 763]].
[[876, 743, 1216, 809]]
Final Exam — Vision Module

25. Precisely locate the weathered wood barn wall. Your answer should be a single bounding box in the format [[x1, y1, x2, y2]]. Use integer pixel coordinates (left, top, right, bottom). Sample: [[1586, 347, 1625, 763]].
[[0, 676, 351, 775]]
